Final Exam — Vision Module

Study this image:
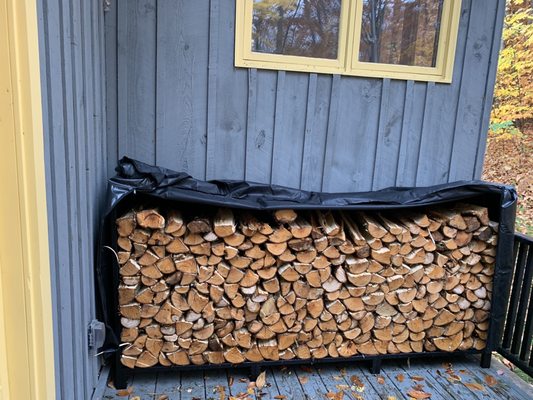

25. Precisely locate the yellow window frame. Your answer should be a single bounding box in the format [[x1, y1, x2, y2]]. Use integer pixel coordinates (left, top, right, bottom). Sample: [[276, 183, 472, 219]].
[[235, 0, 462, 83]]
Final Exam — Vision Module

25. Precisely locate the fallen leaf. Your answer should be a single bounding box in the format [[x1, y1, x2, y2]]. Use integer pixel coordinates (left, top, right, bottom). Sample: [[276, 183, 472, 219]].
[[411, 376, 424, 382], [502, 358, 514, 370], [326, 392, 344, 400], [396, 373, 405, 383], [239, 378, 248, 382], [350, 375, 364, 388], [274, 396, 287, 399], [339, 368, 347, 376], [413, 384, 425, 391], [116, 387, 133, 397], [464, 383, 485, 391], [215, 385, 226, 400], [484, 375, 497, 387], [377, 375, 385, 385], [131, 397, 140, 400], [387, 397, 397, 400], [229, 376, 234, 386], [406, 389, 432, 399], [298, 376, 309, 384], [335, 384, 349, 390], [157, 396, 169, 400], [447, 374, 462, 383], [256, 371, 267, 389], [333, 375, 344, 381]]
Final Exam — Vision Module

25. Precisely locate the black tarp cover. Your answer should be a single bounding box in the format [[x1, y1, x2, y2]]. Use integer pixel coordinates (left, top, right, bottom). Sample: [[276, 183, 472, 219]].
[[97, 157, 517, 363]]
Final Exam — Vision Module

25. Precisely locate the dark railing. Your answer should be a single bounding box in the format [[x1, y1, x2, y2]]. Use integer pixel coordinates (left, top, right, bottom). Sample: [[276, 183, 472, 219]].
[[499, 232, 533, 377]]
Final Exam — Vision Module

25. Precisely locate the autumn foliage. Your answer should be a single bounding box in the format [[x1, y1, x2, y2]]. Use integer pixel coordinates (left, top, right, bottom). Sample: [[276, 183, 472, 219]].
[[490, 0, 533, 137]]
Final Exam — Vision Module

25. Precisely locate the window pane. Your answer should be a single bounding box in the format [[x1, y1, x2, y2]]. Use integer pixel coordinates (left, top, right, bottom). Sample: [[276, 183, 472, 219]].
[[252, 0, 342, 60], [359, 0, 444, 67]]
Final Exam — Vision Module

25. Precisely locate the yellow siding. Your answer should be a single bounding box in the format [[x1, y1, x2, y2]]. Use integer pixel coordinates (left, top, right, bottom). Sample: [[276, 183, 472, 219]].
[[0, 0, 56, 399]]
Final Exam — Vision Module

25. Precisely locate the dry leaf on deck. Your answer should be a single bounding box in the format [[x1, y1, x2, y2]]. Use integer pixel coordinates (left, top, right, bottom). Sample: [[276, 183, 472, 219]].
[[274, 396, 287, 399], [406, 389, 432, 399], [256, 371, 267, 389], [157, 395, 169, 400], [396, 373, 405, 383], [298, 376, 309, 384], [484, 375, 497, 387], [116, 387, 133, 396], [411, 376, 424, 382], [335, 384, 349, 390], [350, 375, 364, 388], [464, 382, 485, 391], [377, 375, 385, 385], [229, 376, 234, 386]]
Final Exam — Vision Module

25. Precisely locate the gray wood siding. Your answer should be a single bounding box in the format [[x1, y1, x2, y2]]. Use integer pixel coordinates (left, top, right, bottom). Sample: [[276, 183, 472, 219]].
[[106, 0, 504, 192], [37, 0, 107, 398]]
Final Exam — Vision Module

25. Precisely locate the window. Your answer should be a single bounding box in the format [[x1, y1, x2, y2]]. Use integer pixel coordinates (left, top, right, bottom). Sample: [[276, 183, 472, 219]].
[[235, 0, 462, 82]]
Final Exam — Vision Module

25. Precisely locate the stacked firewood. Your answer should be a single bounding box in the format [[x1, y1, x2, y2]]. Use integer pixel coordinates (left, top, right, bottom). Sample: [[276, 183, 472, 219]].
[[116, 203, 498, 368]]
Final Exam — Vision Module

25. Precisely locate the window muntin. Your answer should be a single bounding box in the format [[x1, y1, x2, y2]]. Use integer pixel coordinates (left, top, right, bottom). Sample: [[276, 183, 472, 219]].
[[236, 0, 462, 82]]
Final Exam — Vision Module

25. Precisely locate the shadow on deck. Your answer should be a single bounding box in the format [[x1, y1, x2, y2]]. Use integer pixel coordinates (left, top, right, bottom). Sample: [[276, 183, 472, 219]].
[[94, 355, 533, 400]]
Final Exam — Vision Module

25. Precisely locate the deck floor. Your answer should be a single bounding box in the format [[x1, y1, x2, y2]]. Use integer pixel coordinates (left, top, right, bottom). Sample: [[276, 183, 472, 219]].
[[96, 355, 533, 400]]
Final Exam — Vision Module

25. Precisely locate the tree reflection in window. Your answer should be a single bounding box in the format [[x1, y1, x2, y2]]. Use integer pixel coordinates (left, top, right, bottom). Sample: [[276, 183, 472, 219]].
[[252, 0, 342, 60], [359, 0, 444, 67]]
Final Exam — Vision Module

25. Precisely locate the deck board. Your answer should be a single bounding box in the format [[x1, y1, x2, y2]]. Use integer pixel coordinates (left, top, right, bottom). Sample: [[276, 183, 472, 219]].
[[100, 356, 533, 399], [153, 371, 180, 400], [271, 366, 308, 399]]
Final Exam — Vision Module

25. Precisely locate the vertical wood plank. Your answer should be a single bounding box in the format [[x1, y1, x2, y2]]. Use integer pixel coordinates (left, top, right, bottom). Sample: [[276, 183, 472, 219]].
[[156, 0, 209, 178], [415, 82, 435, 186], [205, 0, 219, 180], [300, 74, 332, 192], [396, 80, 418, 186], [372, 79, 407, 190], [322, 77, 383, 192], [271, 72, 309, 188], [104, 0, 118, 177], [245, 69, 277, 183], [416, 0, 473, 186], [448, 0, 499, 181], [39, 1, 76, 397], [117, 0, 157, 163], [206, 0, 247, 180]]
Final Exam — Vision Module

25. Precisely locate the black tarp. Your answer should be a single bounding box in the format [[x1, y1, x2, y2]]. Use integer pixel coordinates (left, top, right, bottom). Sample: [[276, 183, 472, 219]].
[[97, 157, 517, 372]]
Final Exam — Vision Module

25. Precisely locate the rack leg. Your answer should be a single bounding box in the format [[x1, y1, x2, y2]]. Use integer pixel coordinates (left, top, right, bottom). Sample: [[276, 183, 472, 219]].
[[371, 358, 382, 374], [250, 364, 261, 380], [480, 351, 492, 368], [114, 353, 129, 389]]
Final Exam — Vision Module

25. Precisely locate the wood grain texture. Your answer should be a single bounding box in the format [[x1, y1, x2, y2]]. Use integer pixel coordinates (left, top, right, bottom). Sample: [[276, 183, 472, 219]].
[[37, 0, 107, 398], [117, 0, 156, 164], [156, 0, 209, 179]]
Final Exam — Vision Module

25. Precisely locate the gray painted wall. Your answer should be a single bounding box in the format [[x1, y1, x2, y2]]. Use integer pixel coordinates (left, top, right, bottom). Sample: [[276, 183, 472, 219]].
[[106, 0, 505, 192], [37, 0, 107, 398]]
